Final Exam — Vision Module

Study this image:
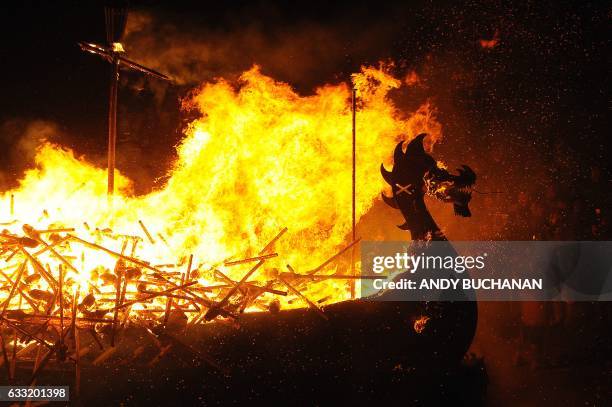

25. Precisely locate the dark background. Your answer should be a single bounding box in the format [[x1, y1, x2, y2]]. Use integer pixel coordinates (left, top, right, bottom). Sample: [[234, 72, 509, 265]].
[[0, 1, 610, 404]]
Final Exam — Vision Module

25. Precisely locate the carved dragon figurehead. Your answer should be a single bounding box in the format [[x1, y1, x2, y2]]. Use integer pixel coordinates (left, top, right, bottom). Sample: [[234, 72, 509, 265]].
[[380, 133, 476, 241]]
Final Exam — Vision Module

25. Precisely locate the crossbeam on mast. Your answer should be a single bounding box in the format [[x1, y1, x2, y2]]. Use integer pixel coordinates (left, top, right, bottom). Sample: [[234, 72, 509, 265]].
[[78, 6, 170, 199]]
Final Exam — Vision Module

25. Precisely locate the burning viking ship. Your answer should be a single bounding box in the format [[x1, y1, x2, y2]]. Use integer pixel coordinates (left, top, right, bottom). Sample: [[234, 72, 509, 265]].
[[0, 131, 478, 403], [0, 8, 478, 398]]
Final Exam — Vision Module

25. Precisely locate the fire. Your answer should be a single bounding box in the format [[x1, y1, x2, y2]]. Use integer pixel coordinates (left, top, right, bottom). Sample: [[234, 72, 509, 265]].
[[413, 315, 430, 334], [112, 42, 125, 53], [0, 64, 442, 322]]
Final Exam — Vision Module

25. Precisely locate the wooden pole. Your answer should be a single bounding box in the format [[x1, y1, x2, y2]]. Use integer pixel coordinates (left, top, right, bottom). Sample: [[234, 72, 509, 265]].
[[59, 264, 64, 354], [107, 56, 119, 198], [350, 88, 357, 298]]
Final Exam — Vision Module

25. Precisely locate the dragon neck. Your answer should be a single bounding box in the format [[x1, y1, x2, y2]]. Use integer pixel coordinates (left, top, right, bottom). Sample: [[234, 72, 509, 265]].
[[401, 197, 447, 241]]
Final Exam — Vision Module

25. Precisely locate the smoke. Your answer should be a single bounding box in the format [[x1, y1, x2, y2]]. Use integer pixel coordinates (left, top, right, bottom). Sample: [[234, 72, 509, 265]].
[[122, 9, 402, 89], [0, 120, 62, 190]]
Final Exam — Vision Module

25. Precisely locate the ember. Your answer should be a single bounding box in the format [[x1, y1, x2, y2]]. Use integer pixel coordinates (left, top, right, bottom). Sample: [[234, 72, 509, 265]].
[[413, 315, 430, 334]]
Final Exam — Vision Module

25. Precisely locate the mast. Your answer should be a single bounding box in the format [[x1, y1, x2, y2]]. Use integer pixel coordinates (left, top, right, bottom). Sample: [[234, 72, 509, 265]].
[[350, 87, 357, 298], [80, 4, 170, 199], [107, 56, 119, 197], [104, 5, 127, 198]]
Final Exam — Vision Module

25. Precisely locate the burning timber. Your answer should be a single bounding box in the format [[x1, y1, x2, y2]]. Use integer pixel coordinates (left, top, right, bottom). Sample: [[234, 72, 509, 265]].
[[0, 220, 476, 401]]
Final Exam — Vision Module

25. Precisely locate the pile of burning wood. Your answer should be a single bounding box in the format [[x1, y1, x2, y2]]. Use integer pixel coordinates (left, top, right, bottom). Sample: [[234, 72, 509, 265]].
[[0, 217, 363, 389]]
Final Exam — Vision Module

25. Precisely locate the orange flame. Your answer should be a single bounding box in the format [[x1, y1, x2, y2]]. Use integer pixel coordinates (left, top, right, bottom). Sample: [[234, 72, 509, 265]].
[[1, 64, 442, 311]]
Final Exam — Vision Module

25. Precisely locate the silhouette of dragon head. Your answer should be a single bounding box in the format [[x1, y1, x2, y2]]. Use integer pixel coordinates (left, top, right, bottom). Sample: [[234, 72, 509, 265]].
[[380, 133, 476, 240]]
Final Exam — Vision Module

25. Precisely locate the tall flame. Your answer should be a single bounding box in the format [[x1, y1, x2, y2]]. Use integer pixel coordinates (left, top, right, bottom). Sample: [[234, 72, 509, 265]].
[[1, 64, 441, 309]]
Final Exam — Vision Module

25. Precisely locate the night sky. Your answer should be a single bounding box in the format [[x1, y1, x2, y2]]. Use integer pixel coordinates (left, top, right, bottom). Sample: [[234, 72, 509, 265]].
[[0, 0, 609, 205]]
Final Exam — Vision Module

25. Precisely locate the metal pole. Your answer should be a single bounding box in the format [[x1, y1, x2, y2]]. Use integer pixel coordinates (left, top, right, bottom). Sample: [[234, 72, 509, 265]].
[[350, 88, 357, 298], [107, 56, 119, 198]]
